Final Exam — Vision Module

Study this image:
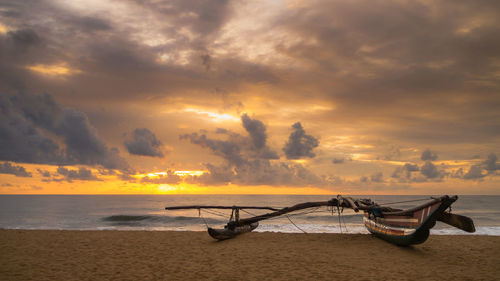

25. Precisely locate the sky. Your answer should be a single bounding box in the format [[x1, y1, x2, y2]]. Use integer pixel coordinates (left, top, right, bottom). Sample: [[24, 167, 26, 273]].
[[0, 0, 499, 195]]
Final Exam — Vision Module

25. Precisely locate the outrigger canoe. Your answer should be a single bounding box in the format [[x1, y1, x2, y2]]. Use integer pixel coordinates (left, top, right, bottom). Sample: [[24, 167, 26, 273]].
[[363, 195, 475, 245], [165, 195, 475, 246]]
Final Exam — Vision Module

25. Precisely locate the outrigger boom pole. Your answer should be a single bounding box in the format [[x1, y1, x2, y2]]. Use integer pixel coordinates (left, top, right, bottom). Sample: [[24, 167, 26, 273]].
[[165, 206, 279, 211]]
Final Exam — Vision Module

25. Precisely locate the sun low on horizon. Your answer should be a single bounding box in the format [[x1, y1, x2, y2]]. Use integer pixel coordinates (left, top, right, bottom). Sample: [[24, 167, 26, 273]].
[[0, 0, 499, 195]]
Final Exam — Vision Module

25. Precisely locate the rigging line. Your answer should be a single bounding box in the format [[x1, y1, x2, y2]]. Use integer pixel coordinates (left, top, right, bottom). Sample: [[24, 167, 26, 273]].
[[286, 206, 322, 217], [201, 209, 228, 218], [378, 198, 432, 206], [286, 215, 307, 234], [341, 211, 348, 233], [205, 208, 229, 216], [337, 196, 342, 234], [240, 208, 258, 217], [198, 209, 210, 229], [200, 209, 223, 217]]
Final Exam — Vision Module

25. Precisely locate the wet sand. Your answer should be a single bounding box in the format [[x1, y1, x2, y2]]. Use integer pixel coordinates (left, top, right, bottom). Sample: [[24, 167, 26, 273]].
[[1, 230, 499, 280]]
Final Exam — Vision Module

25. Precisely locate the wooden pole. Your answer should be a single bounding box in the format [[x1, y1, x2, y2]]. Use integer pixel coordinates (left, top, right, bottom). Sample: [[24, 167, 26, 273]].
[[165, 206, 279, 211], [228, 199, 341, 227]]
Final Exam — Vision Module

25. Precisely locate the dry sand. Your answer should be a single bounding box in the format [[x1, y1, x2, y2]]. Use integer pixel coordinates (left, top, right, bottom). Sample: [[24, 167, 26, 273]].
[[1, 230, 499, 281]]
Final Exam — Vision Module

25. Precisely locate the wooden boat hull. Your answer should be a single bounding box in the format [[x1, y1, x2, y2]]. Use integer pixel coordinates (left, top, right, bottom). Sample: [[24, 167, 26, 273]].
[[207, 222, 259, 240], [363, 196, 457, 246]]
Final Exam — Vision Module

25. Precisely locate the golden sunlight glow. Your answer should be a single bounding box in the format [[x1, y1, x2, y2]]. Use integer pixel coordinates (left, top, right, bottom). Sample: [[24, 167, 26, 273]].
[[134, 170, 206, 179], [2, 163, 500, 195], [174, 170, 205, 176], [27, 63, 80, 77], [184, 108, 240, 122], [152, 183, 336, 195], [157, 184, 183, 192], [291, 159, 308, 164], [0, 23, 7, 34]]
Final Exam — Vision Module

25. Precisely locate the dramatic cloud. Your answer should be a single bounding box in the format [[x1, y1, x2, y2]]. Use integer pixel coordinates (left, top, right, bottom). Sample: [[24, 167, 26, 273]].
[[370, 172, 384, 183], [392, 163, 420, 180], [0, 162, 32, 177], [124, 128, 164, 157], [0, 92, 128, 170], [378, 146, 401, 161], [181, 116, 323, 186], [421, 149, 438, 161], [463, 165, 485, 180], [36, 169, 51, 177], [241, 113, 267, 149], [451, 154, 498, 181], [283, 122, 319, 160], [0, 0, 499, 193], [332, 158, 345, 164], [420, 161, 442, 179], [484, 153, 499, 172], [241, 114, 279, 159], [55, 167, 101, 182]]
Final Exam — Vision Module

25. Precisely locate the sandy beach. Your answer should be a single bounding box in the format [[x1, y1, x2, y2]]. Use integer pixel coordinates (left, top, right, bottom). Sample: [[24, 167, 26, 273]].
[[1, 230, 499, 281]]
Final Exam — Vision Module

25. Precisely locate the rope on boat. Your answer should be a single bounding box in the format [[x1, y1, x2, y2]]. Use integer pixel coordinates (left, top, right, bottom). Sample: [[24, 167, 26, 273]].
[[198, 209, 210, 229], [198, 205, 352, 233], [240, 208, 258, 217], [286, 215, 307, 234], [337, 195, 343, 234], [201, 208, 228, 218], [341, 212, 348, 233], [378, 197, 432, 206]]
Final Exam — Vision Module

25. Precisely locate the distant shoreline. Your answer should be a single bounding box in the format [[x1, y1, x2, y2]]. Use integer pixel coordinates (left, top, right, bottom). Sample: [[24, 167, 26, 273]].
[[1, 230, 499, 280]]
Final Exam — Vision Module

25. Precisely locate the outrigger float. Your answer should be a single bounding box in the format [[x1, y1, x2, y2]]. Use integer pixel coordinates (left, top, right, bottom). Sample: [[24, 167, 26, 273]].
[[165, 195, 475, 246]]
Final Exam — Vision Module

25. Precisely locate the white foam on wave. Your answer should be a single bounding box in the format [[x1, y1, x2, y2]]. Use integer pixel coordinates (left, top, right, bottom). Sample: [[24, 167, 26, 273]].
[[256, 223, 370, 234], [3, 223, 500, 236], [431, 226, 500, 236]]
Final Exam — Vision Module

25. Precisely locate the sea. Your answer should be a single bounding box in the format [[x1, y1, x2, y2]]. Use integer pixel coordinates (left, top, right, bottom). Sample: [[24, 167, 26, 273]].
[[0, 195, 499, 235]]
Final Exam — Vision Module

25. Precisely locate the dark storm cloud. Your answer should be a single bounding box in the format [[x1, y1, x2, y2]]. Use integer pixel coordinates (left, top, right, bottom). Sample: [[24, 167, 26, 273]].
[[0, 92, 128, 169], [421, 149, 438, 161], [391, 160, 447, 182], [181, 114, 278, 165], [377, 146, 402, 161], [201, 54, 211, 71], [7, 29, 40, 46], [462, 165, 485, 180], [332, 158, 345, 164], [181, 116, 324, 186], [241, 114, 279, 159], [450, 154, 498, 181], [420, 161, 442, 179], [37, 168, 51, 177], [370, 172, 384, 183], [283, 122, 319, 160], [484, 153, 499, 172], [181, 132, 245, 166], [187, 159, 323, 187], [0, 162, 32, 177], [55, 167, 101, 182], [241, 114, 267, 149], [454, 153, 499, 180], [392, 163, 419, 179], [124, 128, 164, 157], [0, 28, 48, 92]]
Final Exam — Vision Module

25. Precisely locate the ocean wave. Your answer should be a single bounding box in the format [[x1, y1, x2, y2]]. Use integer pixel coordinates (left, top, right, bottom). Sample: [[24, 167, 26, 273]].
[[101, 214, 223, 226]]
